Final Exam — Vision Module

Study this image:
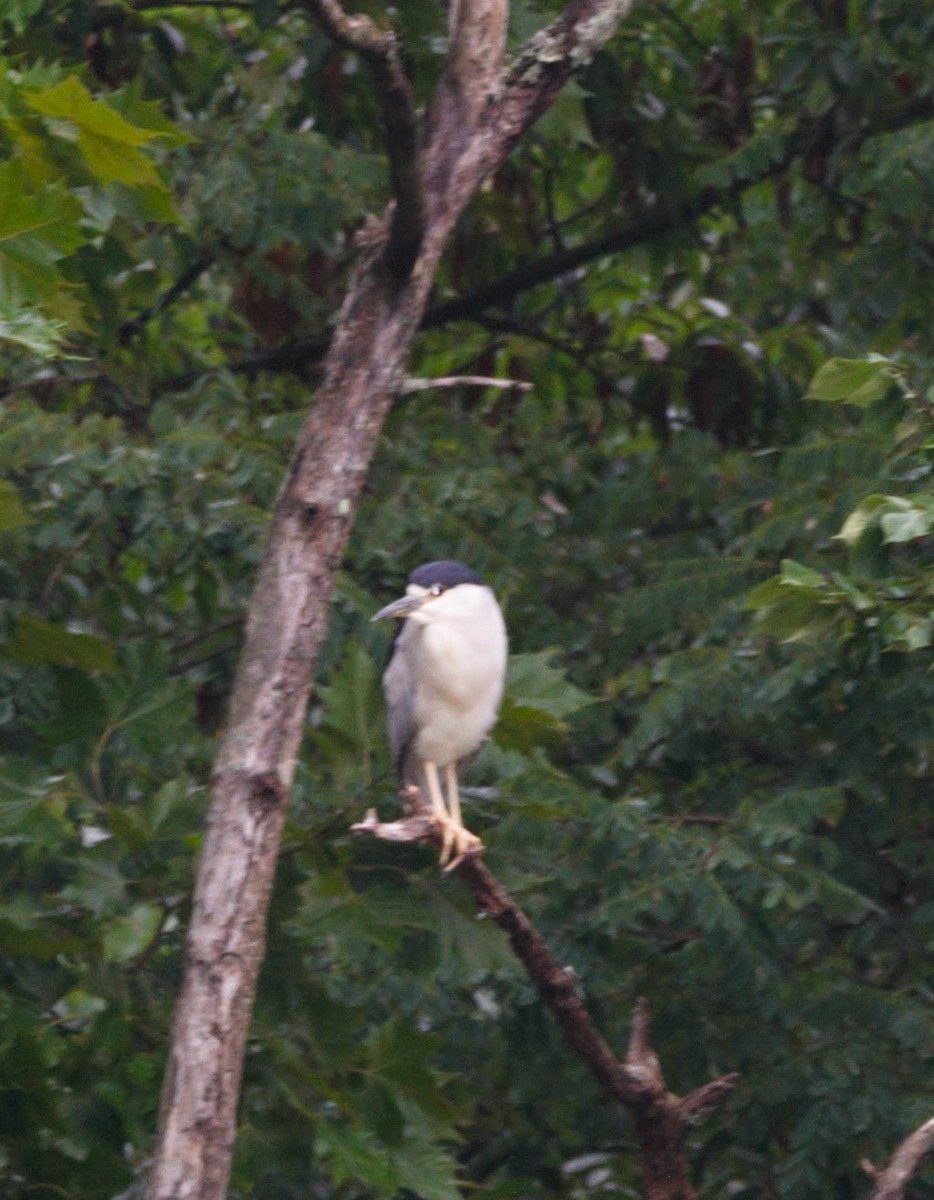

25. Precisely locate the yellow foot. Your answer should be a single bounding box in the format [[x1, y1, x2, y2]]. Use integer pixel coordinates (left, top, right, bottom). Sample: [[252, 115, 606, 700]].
[[441, 824, 484, 872]]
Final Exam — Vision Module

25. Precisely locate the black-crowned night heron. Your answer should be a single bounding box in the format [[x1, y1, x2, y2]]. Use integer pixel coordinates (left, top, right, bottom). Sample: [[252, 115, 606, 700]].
[[371, 560, 508, 867]]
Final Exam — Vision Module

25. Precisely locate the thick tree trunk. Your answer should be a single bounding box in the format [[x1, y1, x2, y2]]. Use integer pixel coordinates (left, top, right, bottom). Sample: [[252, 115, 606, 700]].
[[145, 2, 632, 1197]]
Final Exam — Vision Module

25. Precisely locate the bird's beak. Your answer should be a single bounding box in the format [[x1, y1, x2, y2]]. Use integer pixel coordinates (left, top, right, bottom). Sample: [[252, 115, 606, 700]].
[[370, 592, 429, 622]]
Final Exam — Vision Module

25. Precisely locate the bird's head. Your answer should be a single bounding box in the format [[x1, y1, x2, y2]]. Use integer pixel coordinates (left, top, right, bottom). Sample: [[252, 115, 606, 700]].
[[370, 560, 487, 626]]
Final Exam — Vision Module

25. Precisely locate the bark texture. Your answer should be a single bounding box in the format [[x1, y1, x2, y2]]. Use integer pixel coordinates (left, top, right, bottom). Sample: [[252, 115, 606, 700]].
[[352, 802, 738, 1200], [145, 1, 633, 1197], [867, 1115, 934, 1200]]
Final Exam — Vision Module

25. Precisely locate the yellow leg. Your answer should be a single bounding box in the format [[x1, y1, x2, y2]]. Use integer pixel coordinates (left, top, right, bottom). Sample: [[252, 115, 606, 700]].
[[443, 762, 483, 869], [423, 760, 455, 865], [445, 762, 463, 829]]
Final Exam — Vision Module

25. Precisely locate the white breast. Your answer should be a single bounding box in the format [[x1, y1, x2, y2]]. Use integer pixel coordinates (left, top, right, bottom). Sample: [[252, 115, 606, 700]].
[[404, 584, 507, 767]]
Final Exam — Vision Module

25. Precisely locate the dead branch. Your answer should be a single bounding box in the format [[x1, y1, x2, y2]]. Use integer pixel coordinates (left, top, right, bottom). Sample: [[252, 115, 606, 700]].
[[865, 1115, 934, 1200], [354, 799, 738, 1200], [401, 374, 533, 393]]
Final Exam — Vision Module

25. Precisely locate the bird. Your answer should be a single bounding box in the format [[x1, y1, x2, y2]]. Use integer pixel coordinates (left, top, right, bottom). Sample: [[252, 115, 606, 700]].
[[371, 560, 508, 868]]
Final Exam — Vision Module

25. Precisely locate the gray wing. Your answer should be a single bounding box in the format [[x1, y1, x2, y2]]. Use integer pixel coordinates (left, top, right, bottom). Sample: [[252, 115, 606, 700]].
[[383, 633, 417, 785]]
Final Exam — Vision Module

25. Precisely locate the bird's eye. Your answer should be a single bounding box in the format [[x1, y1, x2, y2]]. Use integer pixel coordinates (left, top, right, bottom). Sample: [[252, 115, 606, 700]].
[[429, 583, 445, 596]]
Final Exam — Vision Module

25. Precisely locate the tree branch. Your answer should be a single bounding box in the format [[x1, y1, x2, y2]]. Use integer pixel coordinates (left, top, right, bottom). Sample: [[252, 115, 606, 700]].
[[477, 313, 624, 396], [142, 91, 934, 396], [119, 252, 214, 344], [424, 190, 721, 327], [865, 1116, 934, 1200], [300, 0, 424, 278], [133, 0, 252, 9], [353, 799, 738, 1200], [401, 373, 532, 393], [460, 0, 633, 181]]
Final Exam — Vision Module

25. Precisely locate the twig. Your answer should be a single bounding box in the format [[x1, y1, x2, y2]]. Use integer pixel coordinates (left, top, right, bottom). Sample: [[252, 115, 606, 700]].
[[865, 1115, 934, 1200], [479, 313, 623, 397], [171, 616, 244, 657], [400, 374, 532, 393], [119, 254, 214, 344], [133, 0, 252, 9], [300, 0, 424, 278]]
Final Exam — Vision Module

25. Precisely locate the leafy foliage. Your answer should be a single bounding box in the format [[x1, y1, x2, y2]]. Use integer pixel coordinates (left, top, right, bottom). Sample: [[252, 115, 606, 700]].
[[0, 61, 185, 355], [1, 1, 934, 1199]]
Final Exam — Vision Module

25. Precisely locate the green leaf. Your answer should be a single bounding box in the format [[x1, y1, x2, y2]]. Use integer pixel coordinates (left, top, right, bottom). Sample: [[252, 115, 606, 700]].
[[366, 1016, 441, 1102], [836, 495, 892, 545], [315, 641, 384, 755], [316, 1122, 401, 1195], [0, 163, 84, 308], [38, 668, 106, 745], [424, 887, 513, 977], [748, 588, 824, 641], [495, 699, 567, 753], [102, 902, 162, 963], [744, 576, 790, 610], [496, 653, 593, 753], [3, 614, 117, 671], [778, 559, 825, 589], [504, 651, 595, 720], [805, 357, 898, 407], [879, 499, 934, 544], [50, 987, 108, 1026], [25, 75, 173, 192], [0, 480, 31, 531], [60, 857, 128, 918], [829, 573, 874, 612], [293, 876, 434, 953], [883, 613, 932, 652], [754, 786, 848, 831], [389, 1133, 462, 1200], [837, 494, 934, 546], [0, 766, 73, 848], [1, 0, 45, 33], [0, 304, 69, 355], [358, 1079, 405, 1147], [105, 81, 195, 147], [0, 899, 81, 960]]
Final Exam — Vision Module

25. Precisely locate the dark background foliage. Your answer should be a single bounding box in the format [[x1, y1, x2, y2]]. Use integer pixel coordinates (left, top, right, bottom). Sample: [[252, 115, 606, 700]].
[[1, 0, 932, 1197]]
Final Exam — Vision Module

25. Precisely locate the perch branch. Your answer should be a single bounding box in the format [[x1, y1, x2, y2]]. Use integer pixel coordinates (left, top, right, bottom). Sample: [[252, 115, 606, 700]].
[[865, 1115, 934, 1200], [353, 796, 738, 1200], [300, 0, 424, 277]]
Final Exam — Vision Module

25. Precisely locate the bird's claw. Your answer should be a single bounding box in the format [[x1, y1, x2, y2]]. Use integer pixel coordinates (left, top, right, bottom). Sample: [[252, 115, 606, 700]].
[[435, 819, 484, 872]]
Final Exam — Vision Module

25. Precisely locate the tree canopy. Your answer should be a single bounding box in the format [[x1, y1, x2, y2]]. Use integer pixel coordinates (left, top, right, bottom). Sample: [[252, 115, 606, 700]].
[[1, 1, 933, 1198]]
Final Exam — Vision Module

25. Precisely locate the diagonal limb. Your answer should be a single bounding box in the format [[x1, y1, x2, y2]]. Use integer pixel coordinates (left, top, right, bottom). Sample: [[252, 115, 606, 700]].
[[351, 813, 737, 1199]]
